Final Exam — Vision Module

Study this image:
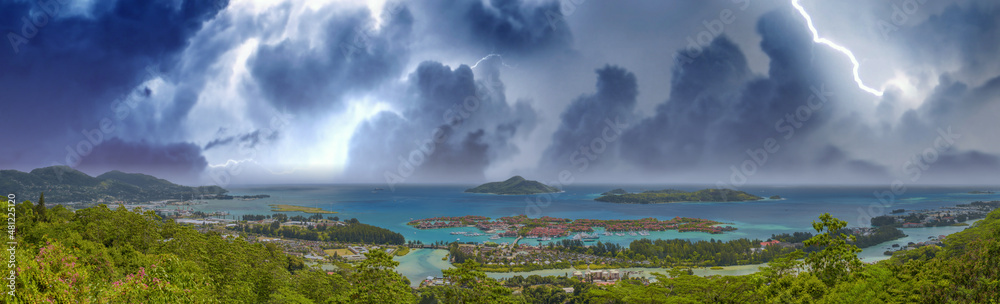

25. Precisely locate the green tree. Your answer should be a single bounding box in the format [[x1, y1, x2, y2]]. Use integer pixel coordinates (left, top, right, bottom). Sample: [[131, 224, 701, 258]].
[[346, 250, 416, 303], [803, 213, 862, 287], [433, 259, 519, 304], [35, 193, 47, 222]]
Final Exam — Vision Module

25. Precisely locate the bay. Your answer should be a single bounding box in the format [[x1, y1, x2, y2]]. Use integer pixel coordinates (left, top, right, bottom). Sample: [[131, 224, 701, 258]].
[[185, 184, 998, 286]]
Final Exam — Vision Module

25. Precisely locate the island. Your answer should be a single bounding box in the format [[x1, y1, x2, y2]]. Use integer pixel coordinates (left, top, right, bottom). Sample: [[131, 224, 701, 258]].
[[208, 194, 271, 200], [601, 188, 628, 196], [769, 195, 781, 199], [871, 201, 1000, 228], [465, 176, 560, 195], [269, 204, 338, 214], [969, 190, 995, 194], [408, 214, 736, 236], [595, 188, 763, 204]]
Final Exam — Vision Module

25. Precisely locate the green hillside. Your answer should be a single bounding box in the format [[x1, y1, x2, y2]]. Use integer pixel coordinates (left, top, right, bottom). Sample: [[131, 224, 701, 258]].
[[7, 200, 999, 302], [464, 176, 561, 195], [0, 166, 226, 203], [595, 188, 763, 203]]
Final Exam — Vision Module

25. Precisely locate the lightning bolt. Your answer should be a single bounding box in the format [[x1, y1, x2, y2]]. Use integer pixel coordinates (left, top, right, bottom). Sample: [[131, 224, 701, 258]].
[[470, 53, 515, 69], [792, 0, 883, 97]]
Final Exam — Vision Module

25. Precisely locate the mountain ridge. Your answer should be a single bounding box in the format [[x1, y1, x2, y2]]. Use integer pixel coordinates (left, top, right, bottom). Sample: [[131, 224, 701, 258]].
[[0, 166, 227, 203]]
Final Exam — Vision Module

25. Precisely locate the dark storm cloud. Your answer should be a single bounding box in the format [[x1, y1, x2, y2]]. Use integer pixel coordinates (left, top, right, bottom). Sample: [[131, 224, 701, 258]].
[[931, 151, 1000, 176], [612, 9, 871, 177], [912, 74, 1000, 125], [248, 4, 413, 113], [203, 129, 280, 151], [412, 0, 573, 58], [865, 1, 1000, 184], [539, 65, 637, 173], [619, 35, 754, 171], [346, 59, 536, 183], [894, 150, 1000, 185], [814, 145, 889, 178], [889, 73, 1000, 150], [0, 0, 225, 170], [897, 2, 1000, 82], [76, 138, 208, 184]]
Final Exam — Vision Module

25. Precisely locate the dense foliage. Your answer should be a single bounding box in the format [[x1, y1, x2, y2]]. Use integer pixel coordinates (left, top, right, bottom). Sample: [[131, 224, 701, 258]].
[[228, 221, 405, 245], [0, 166, 226, 203], [600, 189, 627, 196], [464, 176, 560, 195], [595, 188, 763, 204], [586, 210, 1000, 303], [629, 238, 795, 267], [771, 226, 907, 249], [849, 226, 907, 248], [8, 193, 1000, 303]]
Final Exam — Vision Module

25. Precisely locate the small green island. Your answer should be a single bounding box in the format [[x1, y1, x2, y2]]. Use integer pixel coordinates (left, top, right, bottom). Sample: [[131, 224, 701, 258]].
[[769, 195, 782, 199], [269, 204, 338, 214], [595, 188, 763, 204], [465, 176, 561, 195], [601, 188, 628, 196]]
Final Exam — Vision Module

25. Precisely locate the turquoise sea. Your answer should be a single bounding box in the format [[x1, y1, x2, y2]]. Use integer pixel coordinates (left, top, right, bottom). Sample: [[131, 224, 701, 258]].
[[205, 184, 997, 285], [192, 184, 999, 245]]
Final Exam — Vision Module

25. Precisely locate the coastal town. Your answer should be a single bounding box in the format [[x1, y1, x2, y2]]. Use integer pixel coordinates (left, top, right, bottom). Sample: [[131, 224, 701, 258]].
[[870, 200, 1000, 228], [408, 214, 737, 242]]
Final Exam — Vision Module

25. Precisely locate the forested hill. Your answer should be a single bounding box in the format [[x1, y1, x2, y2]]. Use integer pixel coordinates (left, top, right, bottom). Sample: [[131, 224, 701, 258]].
[[5, 199, 1000, 302], [465, 176, 561, 195], [0, 166, 226, 203], [595, 188, 763, 204]]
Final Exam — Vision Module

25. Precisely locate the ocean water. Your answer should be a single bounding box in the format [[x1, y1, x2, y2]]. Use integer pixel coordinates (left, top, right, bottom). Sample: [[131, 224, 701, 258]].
[[202, 184, 997, 285], [191, 184, 999, 246]]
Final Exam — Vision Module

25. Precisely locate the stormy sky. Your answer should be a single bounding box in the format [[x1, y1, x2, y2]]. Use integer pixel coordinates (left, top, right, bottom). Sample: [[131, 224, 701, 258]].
[[2, 0, 999, 187]]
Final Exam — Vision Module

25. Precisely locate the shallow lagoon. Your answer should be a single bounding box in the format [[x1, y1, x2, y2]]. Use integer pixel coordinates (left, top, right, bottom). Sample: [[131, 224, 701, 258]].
[[194, 184, 998, 246], [196, 185, 998, 286]]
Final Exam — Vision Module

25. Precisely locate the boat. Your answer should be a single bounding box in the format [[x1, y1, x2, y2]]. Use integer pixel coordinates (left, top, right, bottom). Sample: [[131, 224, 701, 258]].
[[629, 231, 638, 236], [603, 232, 613, 236], [539, 237, 552, 241], [490, 235, 500, 240], [584, 239, 596, 242], [451, 231, 468, 235], [615, 233, 624, 236], [468, 233, 483, 237]]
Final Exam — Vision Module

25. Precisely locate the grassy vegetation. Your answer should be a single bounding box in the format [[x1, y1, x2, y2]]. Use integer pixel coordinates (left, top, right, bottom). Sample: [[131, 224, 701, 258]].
[[325, 249, 353, 256], [394, 246, 411, 256], [269, 204, 338, 214]]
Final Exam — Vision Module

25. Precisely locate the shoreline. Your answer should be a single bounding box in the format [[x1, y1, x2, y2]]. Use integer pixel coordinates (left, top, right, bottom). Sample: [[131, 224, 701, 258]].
[[391, 218, 984, 285]]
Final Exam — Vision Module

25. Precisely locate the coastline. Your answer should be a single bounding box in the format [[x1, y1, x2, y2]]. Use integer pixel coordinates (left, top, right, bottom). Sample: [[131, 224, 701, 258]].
[[389, 218, 985, 286]]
